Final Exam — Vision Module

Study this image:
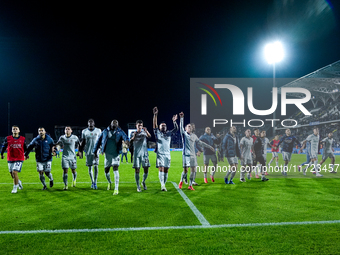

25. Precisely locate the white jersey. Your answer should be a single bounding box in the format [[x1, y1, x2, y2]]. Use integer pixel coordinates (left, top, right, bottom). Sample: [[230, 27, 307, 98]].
[[240, 136, 253, 160], [322, 137, 334, 154], [305, 134, 319, 154], [133, 130, 149, 157], [81, 128, 101, 156], [261, 137, 270, 155], [180, 118, 210, 156], [154, 129, 172, 156], [57, 135, 80, 159]]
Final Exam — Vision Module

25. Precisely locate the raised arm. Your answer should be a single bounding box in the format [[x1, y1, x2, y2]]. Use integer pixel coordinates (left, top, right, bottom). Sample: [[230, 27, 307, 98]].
[[179, 112, 185, 134], [153, 107, 158, 129], [143, 127, 152, 138], [170, 114, 178, 134]]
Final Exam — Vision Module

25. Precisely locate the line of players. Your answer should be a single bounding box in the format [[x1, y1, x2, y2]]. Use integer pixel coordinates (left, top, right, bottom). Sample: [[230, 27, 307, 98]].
[[1, 109, 336, 194], [1, 107, 177, 194]]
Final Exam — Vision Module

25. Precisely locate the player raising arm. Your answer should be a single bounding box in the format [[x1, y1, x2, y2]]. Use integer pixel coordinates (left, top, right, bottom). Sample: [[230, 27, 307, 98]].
[[178, 112, 214, 190], [153, 106, 178, 191], [1, 125, 27, 193]]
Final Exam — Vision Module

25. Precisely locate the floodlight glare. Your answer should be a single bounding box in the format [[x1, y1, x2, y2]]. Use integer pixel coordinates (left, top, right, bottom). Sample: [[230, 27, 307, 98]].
[[264, 41, 284, 64]]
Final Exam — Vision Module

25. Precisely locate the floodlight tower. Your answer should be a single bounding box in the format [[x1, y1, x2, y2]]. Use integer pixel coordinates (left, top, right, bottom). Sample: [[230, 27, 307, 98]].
[[264, 41, 284, 136]]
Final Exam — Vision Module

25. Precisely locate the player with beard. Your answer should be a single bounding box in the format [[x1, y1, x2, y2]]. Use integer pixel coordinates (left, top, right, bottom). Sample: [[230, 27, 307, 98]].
[[153, 107, 178, 191], [93, 120, 128, 195], [79, 119, 102, 189], [25, 127, 55, 190]]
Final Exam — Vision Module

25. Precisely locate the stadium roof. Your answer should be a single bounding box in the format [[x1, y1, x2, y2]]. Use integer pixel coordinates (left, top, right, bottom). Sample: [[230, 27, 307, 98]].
[[278, 60, 340, 106]]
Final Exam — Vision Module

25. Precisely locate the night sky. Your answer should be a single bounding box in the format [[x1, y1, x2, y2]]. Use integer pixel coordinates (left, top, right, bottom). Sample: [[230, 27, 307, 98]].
[[1, 0, 340, 137]]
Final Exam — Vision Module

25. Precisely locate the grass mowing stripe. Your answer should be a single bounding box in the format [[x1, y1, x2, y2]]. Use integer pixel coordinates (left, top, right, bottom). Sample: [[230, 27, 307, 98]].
[[1, 220, 339, 235], [171, 181, 210, 226]]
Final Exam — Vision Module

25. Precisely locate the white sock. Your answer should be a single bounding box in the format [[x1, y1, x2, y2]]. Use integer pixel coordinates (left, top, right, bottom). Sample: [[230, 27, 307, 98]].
[[164, 172, 168, 184], [189, 172, 194, 186], [314, 160, 318, 173], [225, 170, 231, 179], [180, 171, 185, 182], [114, 170, 119, 190], [230, 170, 236, 181], [88, 166, 94, 183], [135, 173, 140, 188], [159, 171, 164, 186], [72, 172, 77, 181], [63, 173, 68, 185]]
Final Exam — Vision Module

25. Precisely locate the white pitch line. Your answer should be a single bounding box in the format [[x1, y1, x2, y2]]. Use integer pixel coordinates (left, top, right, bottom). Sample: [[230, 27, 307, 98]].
[[171, 181, 210, 226], [1, 220, 339, 235]]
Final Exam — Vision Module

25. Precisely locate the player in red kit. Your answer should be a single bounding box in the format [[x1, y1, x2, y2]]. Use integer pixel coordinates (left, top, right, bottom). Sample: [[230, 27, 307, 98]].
[[1, 125, 27, 193]]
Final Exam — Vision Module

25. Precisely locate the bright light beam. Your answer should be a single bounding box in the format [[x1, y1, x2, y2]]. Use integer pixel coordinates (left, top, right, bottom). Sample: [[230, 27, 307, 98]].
[[264, 41, 284, 64]]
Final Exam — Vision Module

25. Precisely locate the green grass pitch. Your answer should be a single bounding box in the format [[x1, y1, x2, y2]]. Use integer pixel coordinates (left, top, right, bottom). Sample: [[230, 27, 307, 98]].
[[0, 151, 339, 254]]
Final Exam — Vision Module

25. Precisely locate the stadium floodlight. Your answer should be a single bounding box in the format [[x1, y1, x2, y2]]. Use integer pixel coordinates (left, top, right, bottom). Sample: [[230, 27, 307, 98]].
[[264, 41, 284, 136], [264, 41, 284, 64]]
